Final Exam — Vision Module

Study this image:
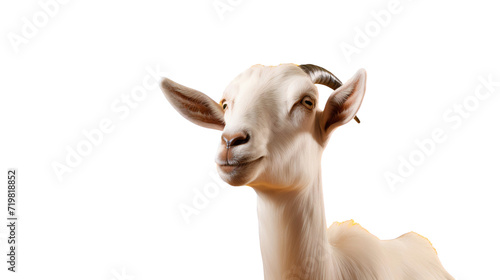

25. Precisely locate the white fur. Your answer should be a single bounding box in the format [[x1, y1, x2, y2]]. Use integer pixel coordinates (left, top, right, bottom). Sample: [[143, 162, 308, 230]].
[[161, 64, 454, 280]]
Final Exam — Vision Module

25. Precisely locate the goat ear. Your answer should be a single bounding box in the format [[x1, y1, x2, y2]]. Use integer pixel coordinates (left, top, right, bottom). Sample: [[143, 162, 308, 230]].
[[320, 69, 366, 135], [160, 77, 225, 131]]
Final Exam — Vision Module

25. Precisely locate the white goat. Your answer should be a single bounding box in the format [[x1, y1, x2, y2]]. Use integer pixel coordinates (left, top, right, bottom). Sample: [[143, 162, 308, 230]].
[[160, 64, 454, 280]]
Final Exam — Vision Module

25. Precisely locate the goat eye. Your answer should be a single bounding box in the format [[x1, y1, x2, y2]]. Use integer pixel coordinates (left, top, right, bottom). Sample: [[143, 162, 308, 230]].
[[301, 96, 315, 110]]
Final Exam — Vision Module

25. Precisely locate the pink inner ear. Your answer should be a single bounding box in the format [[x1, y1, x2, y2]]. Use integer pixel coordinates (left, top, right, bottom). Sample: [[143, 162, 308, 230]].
[[323, 92, 354, 130], [161, 78, 225, 130], [322, 70, 366, 132], [172, 89, 224, 125]]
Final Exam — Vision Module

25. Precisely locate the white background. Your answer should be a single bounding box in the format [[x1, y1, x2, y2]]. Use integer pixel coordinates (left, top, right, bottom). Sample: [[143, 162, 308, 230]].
[[1, 0, 499, 279]]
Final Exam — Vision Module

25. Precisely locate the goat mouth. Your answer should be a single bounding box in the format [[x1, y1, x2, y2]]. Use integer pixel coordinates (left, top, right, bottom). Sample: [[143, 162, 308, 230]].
[[217, 156, 264, 173]]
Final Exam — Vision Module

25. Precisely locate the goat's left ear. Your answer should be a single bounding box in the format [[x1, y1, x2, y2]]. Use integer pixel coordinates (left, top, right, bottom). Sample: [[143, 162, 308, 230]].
[[320, 69, 367, 135], [160, 77, 225, 131]]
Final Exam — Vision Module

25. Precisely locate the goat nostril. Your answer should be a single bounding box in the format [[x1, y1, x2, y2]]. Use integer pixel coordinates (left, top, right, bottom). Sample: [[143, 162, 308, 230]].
[[222, 132, 250, 148], [230, 134, 250, 147]]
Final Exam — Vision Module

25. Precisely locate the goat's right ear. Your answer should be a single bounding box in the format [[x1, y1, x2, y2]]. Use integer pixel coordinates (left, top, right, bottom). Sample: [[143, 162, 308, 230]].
[[160, 78, 225, 131]]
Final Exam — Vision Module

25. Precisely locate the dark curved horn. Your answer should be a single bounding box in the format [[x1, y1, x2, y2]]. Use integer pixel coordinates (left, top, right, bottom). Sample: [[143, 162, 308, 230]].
[[299, 64, 343, 90], [299, 64, 360, 123]]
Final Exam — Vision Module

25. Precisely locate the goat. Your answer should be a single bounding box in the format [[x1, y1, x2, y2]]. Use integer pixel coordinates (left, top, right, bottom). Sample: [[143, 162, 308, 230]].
[[160, 63, 454, 280]]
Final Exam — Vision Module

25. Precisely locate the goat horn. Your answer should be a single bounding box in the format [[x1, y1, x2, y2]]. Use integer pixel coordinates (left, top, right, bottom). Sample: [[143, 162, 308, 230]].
[[299, 64, 360, 123]]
